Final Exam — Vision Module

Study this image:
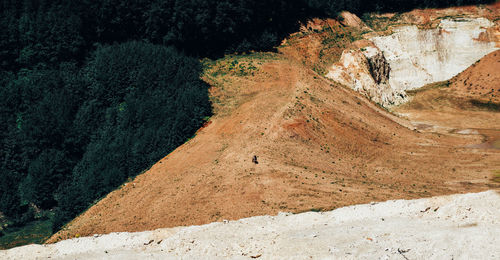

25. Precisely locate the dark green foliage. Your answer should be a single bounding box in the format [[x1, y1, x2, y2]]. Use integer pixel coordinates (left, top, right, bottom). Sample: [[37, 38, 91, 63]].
[[1, 64, 86, 221], [53, 42, 210, 229], [16, 4, 84, 68], [1, 40, 211, 232], [0, 218, 53, 250], [20, 149, 66, 209]]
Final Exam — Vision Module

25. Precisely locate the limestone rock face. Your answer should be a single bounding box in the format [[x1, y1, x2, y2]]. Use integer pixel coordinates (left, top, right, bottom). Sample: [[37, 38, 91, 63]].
[[372, 18, 499, 92], [326, 46, 406, 107], [326, 17, 498, 107]]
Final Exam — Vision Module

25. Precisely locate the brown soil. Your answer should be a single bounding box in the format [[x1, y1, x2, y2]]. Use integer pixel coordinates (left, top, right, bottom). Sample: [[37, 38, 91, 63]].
[[278, 17, 367, 76], [449, 50, 500, 104], [48, 6, 500, 243]]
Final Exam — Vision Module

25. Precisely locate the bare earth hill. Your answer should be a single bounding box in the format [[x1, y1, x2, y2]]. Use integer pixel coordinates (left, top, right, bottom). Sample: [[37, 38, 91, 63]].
[[452, 50, 500, 104], [49, 55, 499, 243], [48, 5, 500, 243]]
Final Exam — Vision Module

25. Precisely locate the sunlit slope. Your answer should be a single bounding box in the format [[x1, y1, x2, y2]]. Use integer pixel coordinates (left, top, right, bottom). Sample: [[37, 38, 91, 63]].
[[49, 52, 499, 242]]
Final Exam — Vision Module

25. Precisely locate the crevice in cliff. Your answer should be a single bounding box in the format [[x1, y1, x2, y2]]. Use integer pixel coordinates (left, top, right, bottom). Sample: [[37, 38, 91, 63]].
[[366, 49, 390, 84]]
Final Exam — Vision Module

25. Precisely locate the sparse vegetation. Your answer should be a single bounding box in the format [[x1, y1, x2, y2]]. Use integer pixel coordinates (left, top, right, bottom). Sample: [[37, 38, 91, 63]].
[[406, 81, 451, 95], [469, 100, 500, 111], [493, 171, 500, 183], [0, 218, 53, 250]]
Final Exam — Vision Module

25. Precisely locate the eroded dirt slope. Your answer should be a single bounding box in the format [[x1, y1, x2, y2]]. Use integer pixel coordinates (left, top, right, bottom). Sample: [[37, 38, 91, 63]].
[[449, 49, 500, 104], [49, 48, 499, 242]]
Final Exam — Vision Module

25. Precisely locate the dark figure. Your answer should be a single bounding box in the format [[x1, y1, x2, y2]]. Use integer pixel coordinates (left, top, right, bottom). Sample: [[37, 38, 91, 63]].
[[252, 155, 259, 164]]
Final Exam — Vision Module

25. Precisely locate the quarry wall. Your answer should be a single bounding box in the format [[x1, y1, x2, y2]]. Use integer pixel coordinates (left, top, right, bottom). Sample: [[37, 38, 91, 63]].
[[327, 18, 499, 106]]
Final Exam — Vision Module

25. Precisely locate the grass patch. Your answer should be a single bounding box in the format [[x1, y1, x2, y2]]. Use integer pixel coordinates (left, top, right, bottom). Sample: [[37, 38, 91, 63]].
[[0, 219, 53, 250], [469, 100, 500, 112], [492, 170, 500, 183], [202, 52, 280, 79], [436, 14, 467, 20], [294, 207, 325, 214], [406, 80, 450, 95], [360, 13, 408, 33]]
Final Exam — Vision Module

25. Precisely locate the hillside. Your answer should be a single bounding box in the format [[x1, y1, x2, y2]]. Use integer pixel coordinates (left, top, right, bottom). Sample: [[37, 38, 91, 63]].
[[449, 50, 500, 104], [32, 2, 498, 245], [49, 51, 500, 242]]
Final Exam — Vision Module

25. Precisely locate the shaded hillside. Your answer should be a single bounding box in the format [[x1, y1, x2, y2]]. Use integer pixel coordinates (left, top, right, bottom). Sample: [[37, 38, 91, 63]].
[[49, 50, 499, 242]]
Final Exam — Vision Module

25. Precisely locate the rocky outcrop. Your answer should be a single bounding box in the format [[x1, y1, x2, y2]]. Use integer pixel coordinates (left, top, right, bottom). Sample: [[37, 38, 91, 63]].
[[339, 11, 372, 32], [365, 47, 390, 84], [326, 46, 406, 106]]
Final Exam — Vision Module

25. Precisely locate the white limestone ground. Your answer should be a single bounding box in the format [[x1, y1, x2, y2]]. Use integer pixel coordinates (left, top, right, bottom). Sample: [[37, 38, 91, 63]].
[[2, 190, 499, 259]]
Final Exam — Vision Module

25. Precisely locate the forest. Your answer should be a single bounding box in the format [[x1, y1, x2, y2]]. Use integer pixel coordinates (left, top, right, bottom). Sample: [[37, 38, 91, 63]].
[[0, 0, 494, 246]]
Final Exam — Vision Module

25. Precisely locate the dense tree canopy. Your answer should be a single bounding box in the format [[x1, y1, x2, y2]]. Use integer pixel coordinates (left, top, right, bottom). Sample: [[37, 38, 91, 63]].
[[1, 0, 493, 64], [0, 0, 494, 239]]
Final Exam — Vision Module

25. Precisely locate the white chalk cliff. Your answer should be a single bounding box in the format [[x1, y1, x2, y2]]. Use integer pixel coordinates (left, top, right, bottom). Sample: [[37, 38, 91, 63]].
[[327, 18, 499, 106]]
